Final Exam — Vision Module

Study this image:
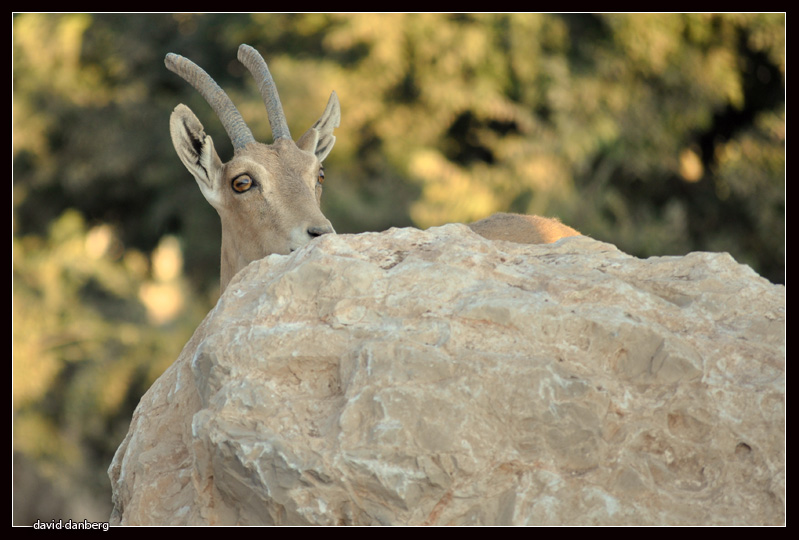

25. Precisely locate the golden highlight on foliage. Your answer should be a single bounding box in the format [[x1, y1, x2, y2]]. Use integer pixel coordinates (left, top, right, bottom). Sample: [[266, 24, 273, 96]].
[[139, 236, 185, 325], [140, 236, 186, 324], [409, 149, 498, 227], [679, 148, 704, 183]]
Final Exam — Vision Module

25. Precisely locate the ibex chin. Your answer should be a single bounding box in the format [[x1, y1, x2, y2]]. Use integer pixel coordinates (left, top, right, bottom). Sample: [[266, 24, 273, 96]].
[[166, 44, 338, 292]]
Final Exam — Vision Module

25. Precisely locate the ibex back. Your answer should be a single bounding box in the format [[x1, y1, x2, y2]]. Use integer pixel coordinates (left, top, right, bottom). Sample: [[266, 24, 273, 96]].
[[166, 44, 338, 292], [467, 212, 580, 244]]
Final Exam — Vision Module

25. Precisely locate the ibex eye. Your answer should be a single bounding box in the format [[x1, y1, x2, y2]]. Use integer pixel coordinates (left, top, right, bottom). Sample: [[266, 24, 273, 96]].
[[318, 168, 325, 185], [232, 175, 253, 193]]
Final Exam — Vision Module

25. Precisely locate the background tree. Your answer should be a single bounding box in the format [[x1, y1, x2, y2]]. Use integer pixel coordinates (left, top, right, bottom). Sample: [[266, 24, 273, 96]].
[[12, 13, 784, 523]]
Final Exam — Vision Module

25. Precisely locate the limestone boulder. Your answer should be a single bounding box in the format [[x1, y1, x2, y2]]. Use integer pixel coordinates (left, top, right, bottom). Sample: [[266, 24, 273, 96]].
[[109, 225, 785, 525]]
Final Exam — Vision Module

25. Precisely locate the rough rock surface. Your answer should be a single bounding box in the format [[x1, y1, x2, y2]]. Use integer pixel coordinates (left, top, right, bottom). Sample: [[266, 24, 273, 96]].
[[109, 225, 785, 525]]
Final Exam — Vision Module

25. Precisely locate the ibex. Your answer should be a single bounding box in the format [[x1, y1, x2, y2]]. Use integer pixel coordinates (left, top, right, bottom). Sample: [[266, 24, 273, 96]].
[[165, 44, 337, 292], [166, 44, 578, 293]]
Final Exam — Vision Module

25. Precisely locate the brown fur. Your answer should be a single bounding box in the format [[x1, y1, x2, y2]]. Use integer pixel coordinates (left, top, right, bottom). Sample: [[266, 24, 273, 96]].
[[468, 212, 580, 244]]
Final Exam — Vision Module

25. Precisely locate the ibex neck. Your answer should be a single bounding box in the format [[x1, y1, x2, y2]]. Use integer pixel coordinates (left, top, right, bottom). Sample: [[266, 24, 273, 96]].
[[219, 232, 257, 293]]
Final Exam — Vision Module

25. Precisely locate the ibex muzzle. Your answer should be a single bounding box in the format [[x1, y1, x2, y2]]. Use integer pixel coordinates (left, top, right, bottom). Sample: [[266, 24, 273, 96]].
[[166, 44, 338, 292]]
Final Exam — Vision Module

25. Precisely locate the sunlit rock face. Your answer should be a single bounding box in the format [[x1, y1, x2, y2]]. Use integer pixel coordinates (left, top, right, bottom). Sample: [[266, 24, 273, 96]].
[[109, 225, 785, 526]]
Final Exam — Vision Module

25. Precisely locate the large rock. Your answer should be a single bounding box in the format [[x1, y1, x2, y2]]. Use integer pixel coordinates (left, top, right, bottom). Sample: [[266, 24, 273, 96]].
[[108, 225, 785, 525]]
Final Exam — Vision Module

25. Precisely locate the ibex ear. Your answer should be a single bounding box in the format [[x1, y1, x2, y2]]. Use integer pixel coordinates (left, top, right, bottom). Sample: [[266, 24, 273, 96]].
[[169, 104, 224, 208], [297, 91, 340, 162]]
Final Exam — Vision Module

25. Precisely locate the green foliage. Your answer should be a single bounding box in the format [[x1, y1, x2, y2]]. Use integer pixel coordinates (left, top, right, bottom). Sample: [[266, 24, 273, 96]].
[[13, 209, 208, 521], [12, 12, 784, 522]]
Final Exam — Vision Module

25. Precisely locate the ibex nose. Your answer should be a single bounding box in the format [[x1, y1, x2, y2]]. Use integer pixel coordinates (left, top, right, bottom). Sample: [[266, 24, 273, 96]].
[[307, 224, 334, 238]]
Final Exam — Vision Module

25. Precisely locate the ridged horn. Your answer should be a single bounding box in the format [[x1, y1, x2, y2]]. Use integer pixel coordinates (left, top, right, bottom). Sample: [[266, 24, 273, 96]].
[[237, 44, 292, 141], [165, 52, 255, 151]]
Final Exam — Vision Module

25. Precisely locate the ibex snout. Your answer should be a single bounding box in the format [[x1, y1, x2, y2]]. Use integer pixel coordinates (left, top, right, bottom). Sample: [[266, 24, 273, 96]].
[[290, 219, 335, 252], [308, 224, 335, 238]]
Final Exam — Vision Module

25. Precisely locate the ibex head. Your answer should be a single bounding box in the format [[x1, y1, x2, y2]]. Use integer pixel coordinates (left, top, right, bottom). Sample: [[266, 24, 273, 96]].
[[166, 44, 338, 292]]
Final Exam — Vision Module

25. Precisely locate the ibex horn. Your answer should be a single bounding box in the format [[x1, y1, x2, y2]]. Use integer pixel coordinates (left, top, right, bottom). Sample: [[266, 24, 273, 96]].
[[165, 52, 256, 151], [237, 44, 292, 141]]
